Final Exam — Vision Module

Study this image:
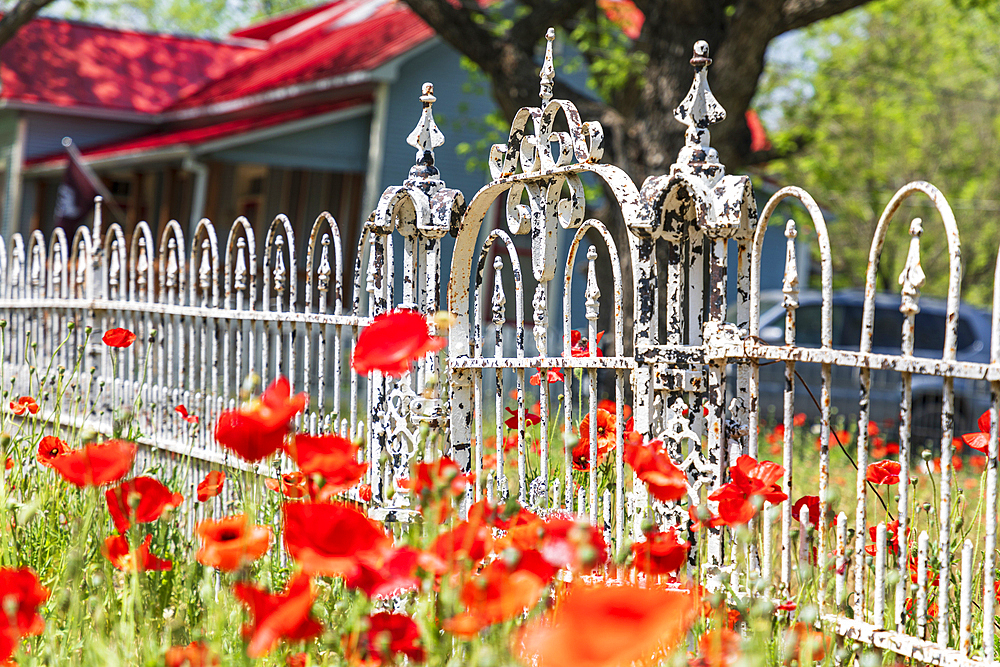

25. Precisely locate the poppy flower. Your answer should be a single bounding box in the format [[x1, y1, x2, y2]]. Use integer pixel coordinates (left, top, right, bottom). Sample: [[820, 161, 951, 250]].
[[431, 517, 494, 565], [689, 628, 742, 667], [0, 567, 49, 661], [9, 396, 39, 416], [349, 613, 426, 664], [36, 435, 69, 467], [504, 407, 541, 430], [519, 584, 696, 667], [864, 519, 902, 557], [529, 369, 565, 386], [175, 405, 199, 424], [405, 456, 472, 521], [707, 455, 787, 527], [528, 517, 608, 573], [352, 309, 446, 377], [49, 439, 136, 487], [793, 413, 806, 427], [790, 495, 821, 527], [632, 527, 690, 575], [285, 433, 367, 493], [358, 483, 373, 502], [105, 476, 182, 533], [197, 470, 225, 502], [342, 547, 433, 598], [102, 534, 173, 571], [215, 377, 307, 462], [866, 460, 901, 485], [264, 472, 309, 499], [573, 409, 617, 471], [625, 438, 687, 503], [232, 573, 323, 658], [283, 502, 391, 577], [3, 457, 11, 472], [596, 400, 631, 421], [569, 329, 604, 357], [102, 327, 136, 348], [782, 622, 827, 664], [164, 641, 219, 667], [195, 515, 271, 571], [287, 653, 308, 667], [443, 557, 549, 637]]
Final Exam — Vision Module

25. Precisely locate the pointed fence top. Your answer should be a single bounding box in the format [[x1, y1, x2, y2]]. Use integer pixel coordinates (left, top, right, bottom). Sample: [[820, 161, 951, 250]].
[[406, 82, 445, 180], [539, 28, 556, 106]]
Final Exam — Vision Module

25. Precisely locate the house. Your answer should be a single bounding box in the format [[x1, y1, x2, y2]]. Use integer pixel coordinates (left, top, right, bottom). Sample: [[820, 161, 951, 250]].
[[0, 0, 498, 263]]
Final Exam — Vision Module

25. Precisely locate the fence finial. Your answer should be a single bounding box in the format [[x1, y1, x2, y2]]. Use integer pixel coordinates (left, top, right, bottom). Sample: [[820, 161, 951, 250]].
[[898, 218, 925, 316], [406, 82, 445, 181], [539, 28, 556, 106], [673, 40, 726, 170]]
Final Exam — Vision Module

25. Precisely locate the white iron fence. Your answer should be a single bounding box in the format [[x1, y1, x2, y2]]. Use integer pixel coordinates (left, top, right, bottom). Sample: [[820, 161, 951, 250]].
[[1, 32, 997, 666]]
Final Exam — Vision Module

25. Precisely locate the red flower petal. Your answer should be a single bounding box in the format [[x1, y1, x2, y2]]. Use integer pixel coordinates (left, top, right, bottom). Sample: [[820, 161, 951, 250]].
[[352, 309, 446, 377], [214, 377, 306, 462], [49, 440, 136, 487], [197, 470, 225, 502], [102, 328, 136, 348]]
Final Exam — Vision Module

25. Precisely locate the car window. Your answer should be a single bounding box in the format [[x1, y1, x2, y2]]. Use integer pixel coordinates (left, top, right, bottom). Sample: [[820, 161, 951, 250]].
[[914, 312, 979, 352], [839, 305, 903, 351]]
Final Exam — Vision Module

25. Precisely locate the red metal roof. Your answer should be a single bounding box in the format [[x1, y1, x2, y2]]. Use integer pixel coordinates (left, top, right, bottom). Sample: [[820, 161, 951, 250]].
[[0, 16, 259, 114], [27, 95, 372, 167], [169, 0, 434, 111]]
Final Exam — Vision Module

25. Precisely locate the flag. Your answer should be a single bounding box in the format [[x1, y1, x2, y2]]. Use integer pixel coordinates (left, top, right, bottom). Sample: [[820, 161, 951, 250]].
[[53, 138, 101, 229]]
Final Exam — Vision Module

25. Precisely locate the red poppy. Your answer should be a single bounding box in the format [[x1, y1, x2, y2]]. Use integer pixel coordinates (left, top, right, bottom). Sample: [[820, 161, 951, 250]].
[[102, 534, 172, 571], [707, 455, 787, 526], [529, 369, 565, 386], [793, 413, 806, 427], [352, 309, 446, 377], [358, 483, 373, 502], [349, 613, 426, 664], [286, 653, 308, 667], [596, 400, 631, 421], [3, 457, 11, 472], [689, 628, 742, 667], [625, 438, 687, 503], [783, 622, 827, 664], [105, 476, 182, 533], [197, 470, 225, 502], [468, 498, 539, 531], [868, 421, 880, 436], [9, 396, 39, 416], [283, 502, 391, 577], [431, 517, 494, 565], [285, 433, 367, 494], [443, 557, 549, 637], [195, 515, 271, 571], [519, 584, 695, 667], [864, 519, 902, 557], [536, 518, 607, 573], [790, 495, 820, 527], [908, 555, 940, 586], [232, 573, 323, 658], [632, 527, 690, 575], [570, 329, 604, 357], [0, 567, 49, 661], [36, 435, 69, 467], [264, 472, 309, 499], [573, 409, 617, 471], [164, 641, 219, 667], [49, 439, 136, 487], [102, 327, 136, 348], [866, 460, 901, 485], [405, 456, 471, 521], [504, 406, 541, 430], [343, 546, 434, 598], [175, 405, 199, 424], [215, 377, 307, 462]]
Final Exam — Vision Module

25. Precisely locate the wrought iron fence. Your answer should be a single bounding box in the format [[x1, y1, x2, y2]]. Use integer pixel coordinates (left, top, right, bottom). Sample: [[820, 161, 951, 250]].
[[1, 31, 997, 666]]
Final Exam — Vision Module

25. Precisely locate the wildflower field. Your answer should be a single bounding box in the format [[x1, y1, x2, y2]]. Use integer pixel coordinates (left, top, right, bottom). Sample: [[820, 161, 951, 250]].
[[1, 311, 997, 666]]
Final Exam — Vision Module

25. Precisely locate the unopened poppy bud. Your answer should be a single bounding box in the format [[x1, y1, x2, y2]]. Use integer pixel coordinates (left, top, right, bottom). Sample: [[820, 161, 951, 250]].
[[241, 373, 260, 399], [80, 426, 100, 443], [921, 449, 933, 461], [954, 517, 964, 532], [66, 321, 75, 331], [148, 329, 157, 342], [85, 325, 92, 334], [886, 571, 900, 587], [433, 310, 456, 330], [0, 433, 10, 449]]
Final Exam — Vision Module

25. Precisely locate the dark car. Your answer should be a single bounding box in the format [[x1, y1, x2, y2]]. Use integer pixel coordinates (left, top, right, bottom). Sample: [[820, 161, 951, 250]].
[[749, 290, 992, 448]]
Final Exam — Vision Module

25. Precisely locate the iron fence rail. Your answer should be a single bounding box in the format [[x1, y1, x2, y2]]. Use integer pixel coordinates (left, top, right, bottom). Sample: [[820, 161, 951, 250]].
[[0, 34, 996, 666]]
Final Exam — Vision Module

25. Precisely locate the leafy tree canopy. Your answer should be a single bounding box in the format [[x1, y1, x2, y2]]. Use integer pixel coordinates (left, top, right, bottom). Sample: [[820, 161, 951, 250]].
[[764, 0, 1000, 304]]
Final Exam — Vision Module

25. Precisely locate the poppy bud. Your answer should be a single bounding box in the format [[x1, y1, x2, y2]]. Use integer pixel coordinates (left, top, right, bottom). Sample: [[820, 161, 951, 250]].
[[921, 449, 933, 461]]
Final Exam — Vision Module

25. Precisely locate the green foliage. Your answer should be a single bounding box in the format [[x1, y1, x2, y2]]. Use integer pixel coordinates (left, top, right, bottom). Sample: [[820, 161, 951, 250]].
[[569, 12, 647, 103], [764, 0, 1000, 304]]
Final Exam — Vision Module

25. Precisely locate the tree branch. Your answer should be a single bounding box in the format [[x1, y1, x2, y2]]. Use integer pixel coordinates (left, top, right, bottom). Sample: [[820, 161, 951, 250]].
[[0, 0, 57, 49], [401, 0, 503, 71], [511, 0, 591, 52], [779, 0, 870, 33]]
